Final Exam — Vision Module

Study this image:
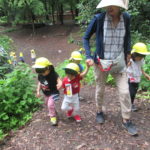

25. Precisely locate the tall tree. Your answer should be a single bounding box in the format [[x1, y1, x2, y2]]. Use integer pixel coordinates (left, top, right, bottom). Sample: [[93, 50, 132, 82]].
[[16, 0, 45, 33]]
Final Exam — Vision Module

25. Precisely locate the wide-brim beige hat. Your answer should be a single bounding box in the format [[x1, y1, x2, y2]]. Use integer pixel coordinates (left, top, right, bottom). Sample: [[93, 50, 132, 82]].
[[96, 0, 129, 10]]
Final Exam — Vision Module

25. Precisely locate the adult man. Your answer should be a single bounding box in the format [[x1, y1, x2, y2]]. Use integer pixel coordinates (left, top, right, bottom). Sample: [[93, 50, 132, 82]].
[[83, 0, 138, 135]]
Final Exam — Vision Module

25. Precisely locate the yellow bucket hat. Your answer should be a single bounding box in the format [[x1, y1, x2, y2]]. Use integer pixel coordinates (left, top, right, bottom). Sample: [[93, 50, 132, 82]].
[[32, 57, 52, 68], [131, 43, 150, 55], [69, 51, 83, 61]]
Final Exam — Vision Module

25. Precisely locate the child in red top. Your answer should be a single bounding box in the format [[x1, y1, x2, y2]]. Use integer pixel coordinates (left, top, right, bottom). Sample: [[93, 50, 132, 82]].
[[61, 63, 89, 122]]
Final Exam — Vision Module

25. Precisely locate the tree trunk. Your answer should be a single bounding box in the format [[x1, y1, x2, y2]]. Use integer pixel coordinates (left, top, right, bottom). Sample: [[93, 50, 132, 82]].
[[70, 5, 74, 20], [51, 1, 55, 24], [59, 4, 64, 25], [31, 15, 35, 35], [75, 0, 79, 17], [44, 0, 49, 20]]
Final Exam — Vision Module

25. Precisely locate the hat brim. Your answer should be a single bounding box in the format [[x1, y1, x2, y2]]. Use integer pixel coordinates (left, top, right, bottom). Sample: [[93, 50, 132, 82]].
[[32, 65, 46, 68], [131, 49, 150, 55], [96, 2, 127, 9], [64, 68, 78, 75], [138, 52, 150, 55], [69, 57, 82, 61]]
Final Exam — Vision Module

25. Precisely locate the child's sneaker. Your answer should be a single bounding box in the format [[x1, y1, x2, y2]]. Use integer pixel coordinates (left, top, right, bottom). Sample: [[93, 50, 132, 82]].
[[50, 117, 57, 126], [67, 108, 74, 118], [79, 96, 84, 101], [74, 115, 81, 122]]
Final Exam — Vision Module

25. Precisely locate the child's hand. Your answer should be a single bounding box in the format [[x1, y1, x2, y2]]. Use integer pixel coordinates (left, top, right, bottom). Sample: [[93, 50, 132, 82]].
[[127, 61, 131, 67], [57, 83, 62, 90], [86, 59, 94, 66], [86, 61, 90, 68], [146, 76, 150, 80], [127, 54, 131, 64], [36, 91, 41, 98], [57, 78, 62, 90]]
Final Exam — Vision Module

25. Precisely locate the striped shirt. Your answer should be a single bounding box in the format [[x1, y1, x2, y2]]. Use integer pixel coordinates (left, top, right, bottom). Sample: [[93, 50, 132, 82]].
[[104, 13, 125, 60]]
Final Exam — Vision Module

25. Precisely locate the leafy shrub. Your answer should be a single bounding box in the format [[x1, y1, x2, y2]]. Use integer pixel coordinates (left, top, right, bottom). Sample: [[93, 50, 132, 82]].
[[0, 16, 7, 24], [76, 0, 100, 31], [139, 55, 150, 90], [129, 0, 150, 40], [0, 35, 15, 78], [68, 34, 74, 44], [0, 35, 13, 51], [0, 46, 13, 78], [0, 63, 42, 140], [137, 91, 150, 102]]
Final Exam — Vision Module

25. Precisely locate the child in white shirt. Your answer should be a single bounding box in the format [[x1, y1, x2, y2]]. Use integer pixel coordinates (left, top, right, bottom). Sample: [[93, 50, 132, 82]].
[[127, 43, 150, 111]]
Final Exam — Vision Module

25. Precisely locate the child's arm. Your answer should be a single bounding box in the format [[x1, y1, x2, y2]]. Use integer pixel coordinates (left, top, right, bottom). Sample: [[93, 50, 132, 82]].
[[36, 82, 41, 98], [57, 77, 63, 90], [127, 54, 131, 64], [80, 62, 90, 78], [142, 69, 150, 80], [127, 60, 132, 67]]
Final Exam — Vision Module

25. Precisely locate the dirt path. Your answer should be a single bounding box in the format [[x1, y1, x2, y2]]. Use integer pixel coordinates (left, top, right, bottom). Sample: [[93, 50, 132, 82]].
[[1, 25, 150, 150], [6, 24, 80, 65]]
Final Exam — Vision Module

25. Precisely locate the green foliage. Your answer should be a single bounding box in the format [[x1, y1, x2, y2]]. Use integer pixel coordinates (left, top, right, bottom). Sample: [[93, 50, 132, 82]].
[[0, 129, 7, 140], [0, 63, 42, 140], [0, 55, 13, 79], [128, 0, 150, 40], [0, 35, 14, 78], [76, 0, 99, 31], [56, 59, 69, 78], [68, 34, 74, 44], [0, 35, 13, 51], [131, 31, 143, 46], [0, 27, 19, 33], [0, 0, 46, 25], [139, 55, 150, 90], [0, 16, 7, 24], [137, 91, 150, 102]]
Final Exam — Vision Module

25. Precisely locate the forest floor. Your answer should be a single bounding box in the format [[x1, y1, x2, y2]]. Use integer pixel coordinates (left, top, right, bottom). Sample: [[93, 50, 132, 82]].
[[0, 24, 150, 150]]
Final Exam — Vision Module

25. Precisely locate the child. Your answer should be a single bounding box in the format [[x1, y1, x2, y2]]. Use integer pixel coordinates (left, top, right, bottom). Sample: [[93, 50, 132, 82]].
[[70, 50, 85, 100], [69, 51, 84, 73], [19, 52, 25, 63], [10, 52, 17, 66], [127, 43, 150, 111], [61, 62, 89, 122], [78, 48, 85, 55], [32, 57, 62, 125], [31, 49, 36, 63]]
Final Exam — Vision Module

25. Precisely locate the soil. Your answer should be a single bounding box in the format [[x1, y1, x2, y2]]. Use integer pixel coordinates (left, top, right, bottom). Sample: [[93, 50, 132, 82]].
[[0, 25, 150, 150]]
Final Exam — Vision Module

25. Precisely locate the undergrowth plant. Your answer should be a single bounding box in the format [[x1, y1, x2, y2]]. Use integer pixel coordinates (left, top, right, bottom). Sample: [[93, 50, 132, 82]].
[[0, 35, 14, 78], [139, 44, 150, 91], [0, 35, 13, 51], [137, 91, 150, 101], [0, 63, 42, 140]]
